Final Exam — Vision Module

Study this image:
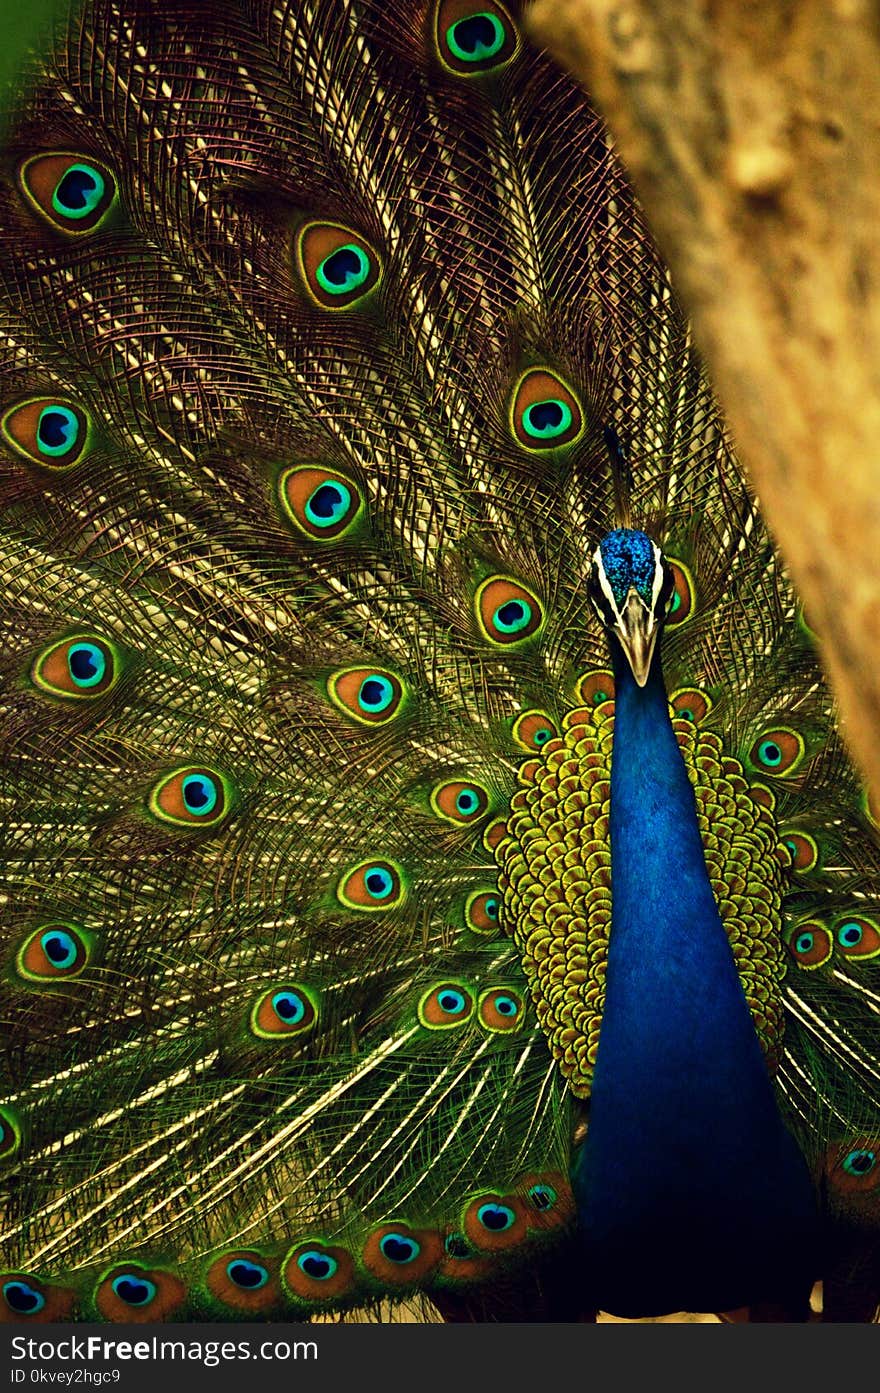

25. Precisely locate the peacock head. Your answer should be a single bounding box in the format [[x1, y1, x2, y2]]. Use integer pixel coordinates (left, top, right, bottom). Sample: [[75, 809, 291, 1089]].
[[588, 528, 674, 687]]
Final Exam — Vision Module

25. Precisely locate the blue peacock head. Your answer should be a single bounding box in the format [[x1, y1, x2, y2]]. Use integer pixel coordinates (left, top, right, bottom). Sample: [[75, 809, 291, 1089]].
[[588, 528, 675, 687]]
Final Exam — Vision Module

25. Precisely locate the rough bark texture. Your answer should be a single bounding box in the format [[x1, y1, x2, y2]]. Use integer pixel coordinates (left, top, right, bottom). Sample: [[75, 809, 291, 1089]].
[[528, 0, 880, 804]]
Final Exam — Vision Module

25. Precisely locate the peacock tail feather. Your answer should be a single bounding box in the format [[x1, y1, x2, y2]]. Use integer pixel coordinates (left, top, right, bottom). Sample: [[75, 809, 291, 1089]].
[[0, 0, 877, 1323]]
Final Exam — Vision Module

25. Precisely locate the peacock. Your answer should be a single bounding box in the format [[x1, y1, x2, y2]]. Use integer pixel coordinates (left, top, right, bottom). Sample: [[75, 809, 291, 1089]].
[[0, 0, 878, 1327]]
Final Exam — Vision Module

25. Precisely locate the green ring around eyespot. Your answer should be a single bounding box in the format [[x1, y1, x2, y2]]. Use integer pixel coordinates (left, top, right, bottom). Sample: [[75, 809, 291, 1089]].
[[2, 398, 93, 470], [250, 984, 319, 1040], [51, 163, 107, 220], [336, 859, 406, 912], [147, 768, 234, 828], [30, 635, 121, 700], [446, 13, 506, 62], [522, 399, 573, 440], [15, 923, 92, 984], [315, 244, 371, 296], [0, 1106, 22, 1157]]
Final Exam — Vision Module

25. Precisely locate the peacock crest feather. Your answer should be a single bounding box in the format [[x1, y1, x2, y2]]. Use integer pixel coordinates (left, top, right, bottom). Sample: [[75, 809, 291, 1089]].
[[0, 0, 877, 1324]]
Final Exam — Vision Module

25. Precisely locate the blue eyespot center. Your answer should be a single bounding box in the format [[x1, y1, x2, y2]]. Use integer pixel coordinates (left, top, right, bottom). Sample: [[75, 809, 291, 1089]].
[[438, 989, 467, 1015], [305, 480, 352, 527], [795, 932, 814, 954], [364, 867, 394, 899], [358, 675, 394, 713], [40, 930, 78, 969], [52, 164, 105, 219], [523, 399, 569, 438], [226, 1259, 269, 1290], [477, 1202, 516, 1232], [494, 994, 518, 1016], [455, 788, 479, 816], [493, 599, 531, 634], [483, 898, 498, 920], [842, 1149, 876, 1177], [111, 1275, 157, 1307], [67, 642, 106, 688], [272, 991, 306, 1024], [182, 774, 218, 816], [36, 405, 79, 458], [758, 740, 782, 767], [317, 244, 370, 294], [3, 1281, 45, 1315], [533, 727, 551, 746], [379, 1233, 420, 1264], [527, 1184, 557, 1211], [838, 921, 863, 947], [298, 1251, 338, 1281], [446, 13, 506, 62]]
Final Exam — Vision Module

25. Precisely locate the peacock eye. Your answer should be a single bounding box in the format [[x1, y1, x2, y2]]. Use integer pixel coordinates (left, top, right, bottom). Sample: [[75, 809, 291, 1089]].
[[18, 153, 116, 233], [435, 0, 518, 74], [748, 727, 806, 778], [786, 920, 833, 969], [147, 766, 232, 828], [670, 688, 712, 724], [2, 398, 90, 469], [337, 858, 406, 910], [512, 709, 559, 752], [2, 1281, 45, 1316], [470, 1198, 520, 1236], [576, 669, 616, 707], [510, 369, 583, 450], [379, 1233, 421, 1264], [17, 923, 90, 982], [295, 222, 381, 309], [418, 981, 475, 1028], [478, 987, 524, 1032], [465, 889, 500, 934], [226, 1259, 269, 1290], [110, 1274, 157, 1307], [476, 576, 544, 645], [279, 465, 363, 541], [250, 985, 318, 1039], [834, 916, 880, 960], [444, 1232, 472, 1259], [283, 1242, 355, 1304], [780, 831, 819, 872], [430, 779, 491, 824], [327, 666, 407, 726], [31, 634, 118, 699], [526, 1183, 557, 1211], [842, 1148, 876, 1177], [664, 559, 695, 626]]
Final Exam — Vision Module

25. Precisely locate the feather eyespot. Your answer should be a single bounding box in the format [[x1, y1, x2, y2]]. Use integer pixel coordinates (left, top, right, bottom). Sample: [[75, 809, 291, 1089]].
[[16, 923, 91, 982], [295, 222, 381, 310], [785, 920, 833, 970], [283, 1242, 355, 1305], [463, 1193, 528, 1251], [279, 465, 363, 541], [747, 727, 806, 778], [94, 1266, 185, 1323], [510, 369, 583, 450], [147, 767, 232, 828], [475, 576, 544, 646], [834, 916, 880, 960], [418, 981, 475, 1029], [2, 398, 90, 469], [18, 154, 116, 234], [435, 0, 519, 74], [362, 1225, 443, 1285], [576, 669, 615, 707], [518, 1172, 576, 1231], [478, 987, 524, 1032], [664, 559, 695, 626], [2, 1280, 44, 1316], [512, 709, 559, 752], [0, 1108, 21, 1161], [827, 1138, 880, 1195], [465, 889, 501, 935], [204, 1252, 279, 1312], [670, 687, 712, 723], [250, 985, 318, 1039], [842, 1148, 878, 1179], [337, 859, 405, 910], [780, 831, 819, 872], [327, 666, 407, 726], [31, 634, 119, 700], [430, 779, 491, 825]]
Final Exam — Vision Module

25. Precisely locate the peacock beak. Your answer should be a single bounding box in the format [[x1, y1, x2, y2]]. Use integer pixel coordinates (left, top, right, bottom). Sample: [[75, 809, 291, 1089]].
[[616, 589, 658, 688]]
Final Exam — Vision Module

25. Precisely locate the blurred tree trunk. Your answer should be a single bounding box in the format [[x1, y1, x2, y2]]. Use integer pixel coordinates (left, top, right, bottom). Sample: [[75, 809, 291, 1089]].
[[528, 0, 880, 806]]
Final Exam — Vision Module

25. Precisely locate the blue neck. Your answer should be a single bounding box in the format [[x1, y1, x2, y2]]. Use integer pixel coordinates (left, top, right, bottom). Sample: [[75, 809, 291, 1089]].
[[573, 643, 817, 1316]]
